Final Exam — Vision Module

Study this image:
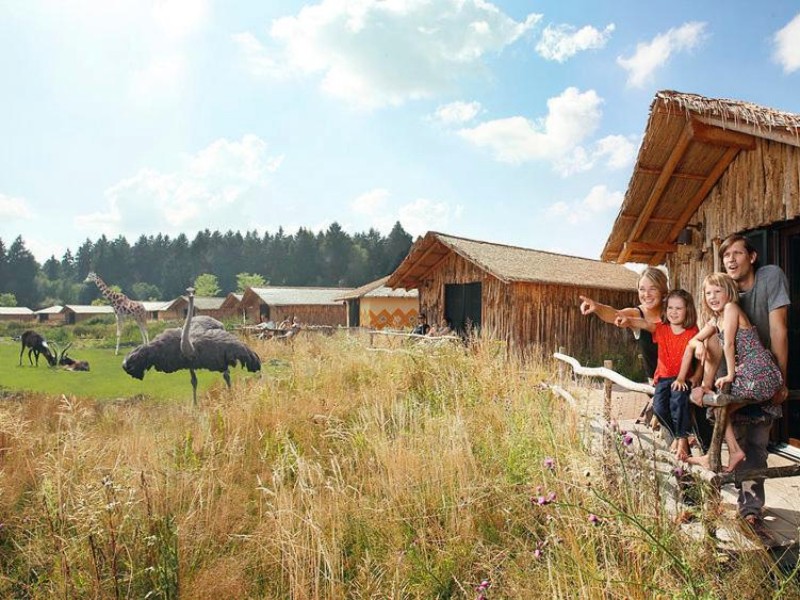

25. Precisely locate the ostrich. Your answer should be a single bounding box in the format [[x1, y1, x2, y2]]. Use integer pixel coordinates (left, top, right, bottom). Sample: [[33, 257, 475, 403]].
[[122, 288, 261, 405]]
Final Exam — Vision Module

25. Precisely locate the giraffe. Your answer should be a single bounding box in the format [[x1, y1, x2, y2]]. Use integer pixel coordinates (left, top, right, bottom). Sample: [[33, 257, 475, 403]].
[[85, 272, 150, 355]]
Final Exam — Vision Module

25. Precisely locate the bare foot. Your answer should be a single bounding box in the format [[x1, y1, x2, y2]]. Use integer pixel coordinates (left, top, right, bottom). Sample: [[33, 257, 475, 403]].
[[686, 454, 711, 470], [675, 438, 690, 461], [724, 450, 746, 473]]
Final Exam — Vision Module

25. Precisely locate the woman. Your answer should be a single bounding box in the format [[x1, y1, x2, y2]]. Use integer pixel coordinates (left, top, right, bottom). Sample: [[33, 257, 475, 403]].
[[579, 266, 668, 381]]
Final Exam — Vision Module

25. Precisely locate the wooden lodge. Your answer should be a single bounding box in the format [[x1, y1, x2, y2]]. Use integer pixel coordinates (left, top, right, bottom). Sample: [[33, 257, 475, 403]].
[[162, 295, 230, 321], [334, 276, 419, 330], [239, 287, 350, 327], [220, 293, 245, 323], [35, 305, 65, 324], [386, 232, 639, 358], [601, 90, 800, 448], [62, 305, 115, 324], [0, 307, 35, 323]]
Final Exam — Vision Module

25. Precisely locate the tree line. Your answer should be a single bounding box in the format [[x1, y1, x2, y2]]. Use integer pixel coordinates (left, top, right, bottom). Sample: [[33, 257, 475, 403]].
[[0, 222, 414, 308]]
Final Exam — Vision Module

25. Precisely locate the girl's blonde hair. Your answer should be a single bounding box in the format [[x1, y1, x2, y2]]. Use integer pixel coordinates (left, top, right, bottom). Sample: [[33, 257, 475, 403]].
[[700, 272, 740, 323], [663, 289, 697, 329], [638, 267, 669, 298]]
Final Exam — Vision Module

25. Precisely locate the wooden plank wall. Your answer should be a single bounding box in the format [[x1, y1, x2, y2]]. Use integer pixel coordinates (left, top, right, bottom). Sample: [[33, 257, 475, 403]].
[[667, 138, 800, 302], [419, 252, 638, 361]]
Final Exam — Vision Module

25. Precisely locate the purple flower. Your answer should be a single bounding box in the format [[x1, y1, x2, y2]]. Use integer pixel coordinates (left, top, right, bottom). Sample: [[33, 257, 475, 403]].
[[673, 466, 685, 478], [623, 432, 634, 446], [475, 579, 490, 592], [537, 495, 547, 506], [533, 548, 543, 559], [547, 491, 557, 502], [543, 457, 555, 471], [588, 513, 600, 525]]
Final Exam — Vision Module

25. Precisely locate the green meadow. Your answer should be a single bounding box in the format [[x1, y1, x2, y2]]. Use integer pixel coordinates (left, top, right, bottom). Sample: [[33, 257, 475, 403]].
[[0, 337, 253, 402]]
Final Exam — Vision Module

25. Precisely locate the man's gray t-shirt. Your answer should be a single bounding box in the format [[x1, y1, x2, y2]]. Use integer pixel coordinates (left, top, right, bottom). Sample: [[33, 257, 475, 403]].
[[730, 264, 790, 421], [738, 265, 791, 348]]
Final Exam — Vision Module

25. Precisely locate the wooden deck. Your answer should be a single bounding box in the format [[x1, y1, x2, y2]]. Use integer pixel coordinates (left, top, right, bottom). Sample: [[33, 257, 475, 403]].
[[559, 380, 800, 550]]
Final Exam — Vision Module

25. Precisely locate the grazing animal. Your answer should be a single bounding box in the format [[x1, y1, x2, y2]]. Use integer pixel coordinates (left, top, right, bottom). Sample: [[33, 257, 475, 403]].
[[85, 272, 150, 355], [19, 330, 57, 367], [53, 342, 90, 372], [122, 287, 261, 405]]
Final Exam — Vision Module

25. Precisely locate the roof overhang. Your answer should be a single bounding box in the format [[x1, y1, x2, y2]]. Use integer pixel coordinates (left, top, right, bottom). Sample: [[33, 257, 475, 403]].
[[602, 91, 800, 265]]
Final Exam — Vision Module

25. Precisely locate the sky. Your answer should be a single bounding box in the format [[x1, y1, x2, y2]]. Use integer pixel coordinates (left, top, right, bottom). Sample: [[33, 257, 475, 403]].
[[1, 1, 799, 265]]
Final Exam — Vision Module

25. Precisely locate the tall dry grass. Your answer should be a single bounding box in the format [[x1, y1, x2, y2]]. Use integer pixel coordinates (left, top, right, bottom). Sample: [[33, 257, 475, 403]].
[[0, 332, 792, 598]]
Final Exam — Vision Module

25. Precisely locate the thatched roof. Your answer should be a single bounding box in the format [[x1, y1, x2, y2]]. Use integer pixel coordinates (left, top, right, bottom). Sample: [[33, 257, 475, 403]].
[[63, 305, 115, 315], [602, 90, 800, 265], [35, 305, 63, 315], [243, 286, 351, 306], [0, 307, 34, 316], [163, 296, 226, 311], [334, 276, 418, 301], [387, 232, 638, 291], [141, 301, 170, 312]]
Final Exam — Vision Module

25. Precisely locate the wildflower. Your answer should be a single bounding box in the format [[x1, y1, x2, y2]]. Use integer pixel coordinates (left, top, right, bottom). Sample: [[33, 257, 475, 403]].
[[674, 466, 685, 478], [475, 579, 490, 598], [536, 496, 547, 506], [547, 491, 557, 503], [623, 432, 634, 446], [588, 513, 600, 525], [543, 457, 555, 471], [533, 547, 543, 559]]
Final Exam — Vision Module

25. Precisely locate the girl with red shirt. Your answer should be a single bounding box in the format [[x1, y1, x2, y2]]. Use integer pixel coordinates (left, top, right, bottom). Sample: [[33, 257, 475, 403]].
[[616, 289, 699, 460]]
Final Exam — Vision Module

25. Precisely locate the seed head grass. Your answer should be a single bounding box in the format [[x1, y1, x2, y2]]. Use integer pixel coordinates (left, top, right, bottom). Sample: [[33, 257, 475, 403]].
[[0, 331, 792, 598]]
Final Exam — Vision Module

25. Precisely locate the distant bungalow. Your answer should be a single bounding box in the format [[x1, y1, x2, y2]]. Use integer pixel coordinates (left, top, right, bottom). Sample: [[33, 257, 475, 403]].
[[334, 276, 418, 330], [387, 231, 639, 358]]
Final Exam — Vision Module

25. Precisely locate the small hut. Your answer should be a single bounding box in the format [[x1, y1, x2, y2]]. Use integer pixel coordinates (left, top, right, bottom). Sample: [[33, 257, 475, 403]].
[[600, 90, 800, 445], [141, 301, 170, 321], [35, 305, 65, 324], [239, 287, 350, 326], [386, 232, 639, 358], [0, 307, 35, 323], [163, 296, 229, 321], [220, 293, 245, 323], [334, 276, 418, 329], [62, 305, 115, 324]]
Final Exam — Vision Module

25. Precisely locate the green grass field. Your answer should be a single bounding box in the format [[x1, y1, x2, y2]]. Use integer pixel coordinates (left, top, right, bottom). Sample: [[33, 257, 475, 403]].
[[0, 338, 259, 401]]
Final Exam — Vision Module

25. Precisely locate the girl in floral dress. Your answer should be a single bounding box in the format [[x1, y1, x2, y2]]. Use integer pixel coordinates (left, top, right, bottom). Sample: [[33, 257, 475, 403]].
[[682, 273, 783, 472]]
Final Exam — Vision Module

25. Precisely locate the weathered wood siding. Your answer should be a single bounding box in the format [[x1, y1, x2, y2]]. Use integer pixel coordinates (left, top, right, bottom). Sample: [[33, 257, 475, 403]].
[[239, 299, 346, 326], [418, 251, 638, 360], [667, 137, 800, 298]]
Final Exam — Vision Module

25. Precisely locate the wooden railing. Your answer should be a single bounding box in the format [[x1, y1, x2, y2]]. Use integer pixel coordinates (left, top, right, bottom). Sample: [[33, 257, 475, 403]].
[[552, 351, 800, 484]]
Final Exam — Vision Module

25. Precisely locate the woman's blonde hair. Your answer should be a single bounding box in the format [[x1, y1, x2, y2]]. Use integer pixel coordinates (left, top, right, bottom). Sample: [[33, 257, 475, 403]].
[[700, 272, 739, 323], [663, 289, 697, 329], [638, 267, 669, 298]]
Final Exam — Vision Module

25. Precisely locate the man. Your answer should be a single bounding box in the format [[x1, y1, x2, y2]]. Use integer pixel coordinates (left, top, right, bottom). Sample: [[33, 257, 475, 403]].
[[411, 313, 430, 335], [694, 234, 790, 528]]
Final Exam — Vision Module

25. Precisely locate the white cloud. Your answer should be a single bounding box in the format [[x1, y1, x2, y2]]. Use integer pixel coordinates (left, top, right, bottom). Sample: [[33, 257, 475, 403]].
[[152, 0, 210, 40], [0, 193, 34, 221], [398, 198, 458, 236], [617, 22, 706, 88], [351, 188, 389, 215], [75, 135, 284, 238], [237, 0, 541, 108], [458, 87, 602, 167], [348, 189, 460, 236], [536, 23, 615, 62], [773, 13, 800, 73], [554, 134, 638, 176], [433, 101, 482, 125], [546, 184, 623, 224]]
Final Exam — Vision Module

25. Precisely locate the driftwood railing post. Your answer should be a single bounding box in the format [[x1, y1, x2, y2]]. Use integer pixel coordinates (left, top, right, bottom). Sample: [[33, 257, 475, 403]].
[[707, 406, 728, 473], [557, 346, 566, 382], [603, 359, 613, 426]]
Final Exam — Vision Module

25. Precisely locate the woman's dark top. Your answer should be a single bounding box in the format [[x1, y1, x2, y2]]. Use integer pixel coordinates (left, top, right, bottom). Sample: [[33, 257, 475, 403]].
[[635, 306, 658, 379]]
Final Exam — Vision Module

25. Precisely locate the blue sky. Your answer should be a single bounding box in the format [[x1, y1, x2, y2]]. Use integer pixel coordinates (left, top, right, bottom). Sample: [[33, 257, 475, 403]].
[[1, 1, 799, 264]]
